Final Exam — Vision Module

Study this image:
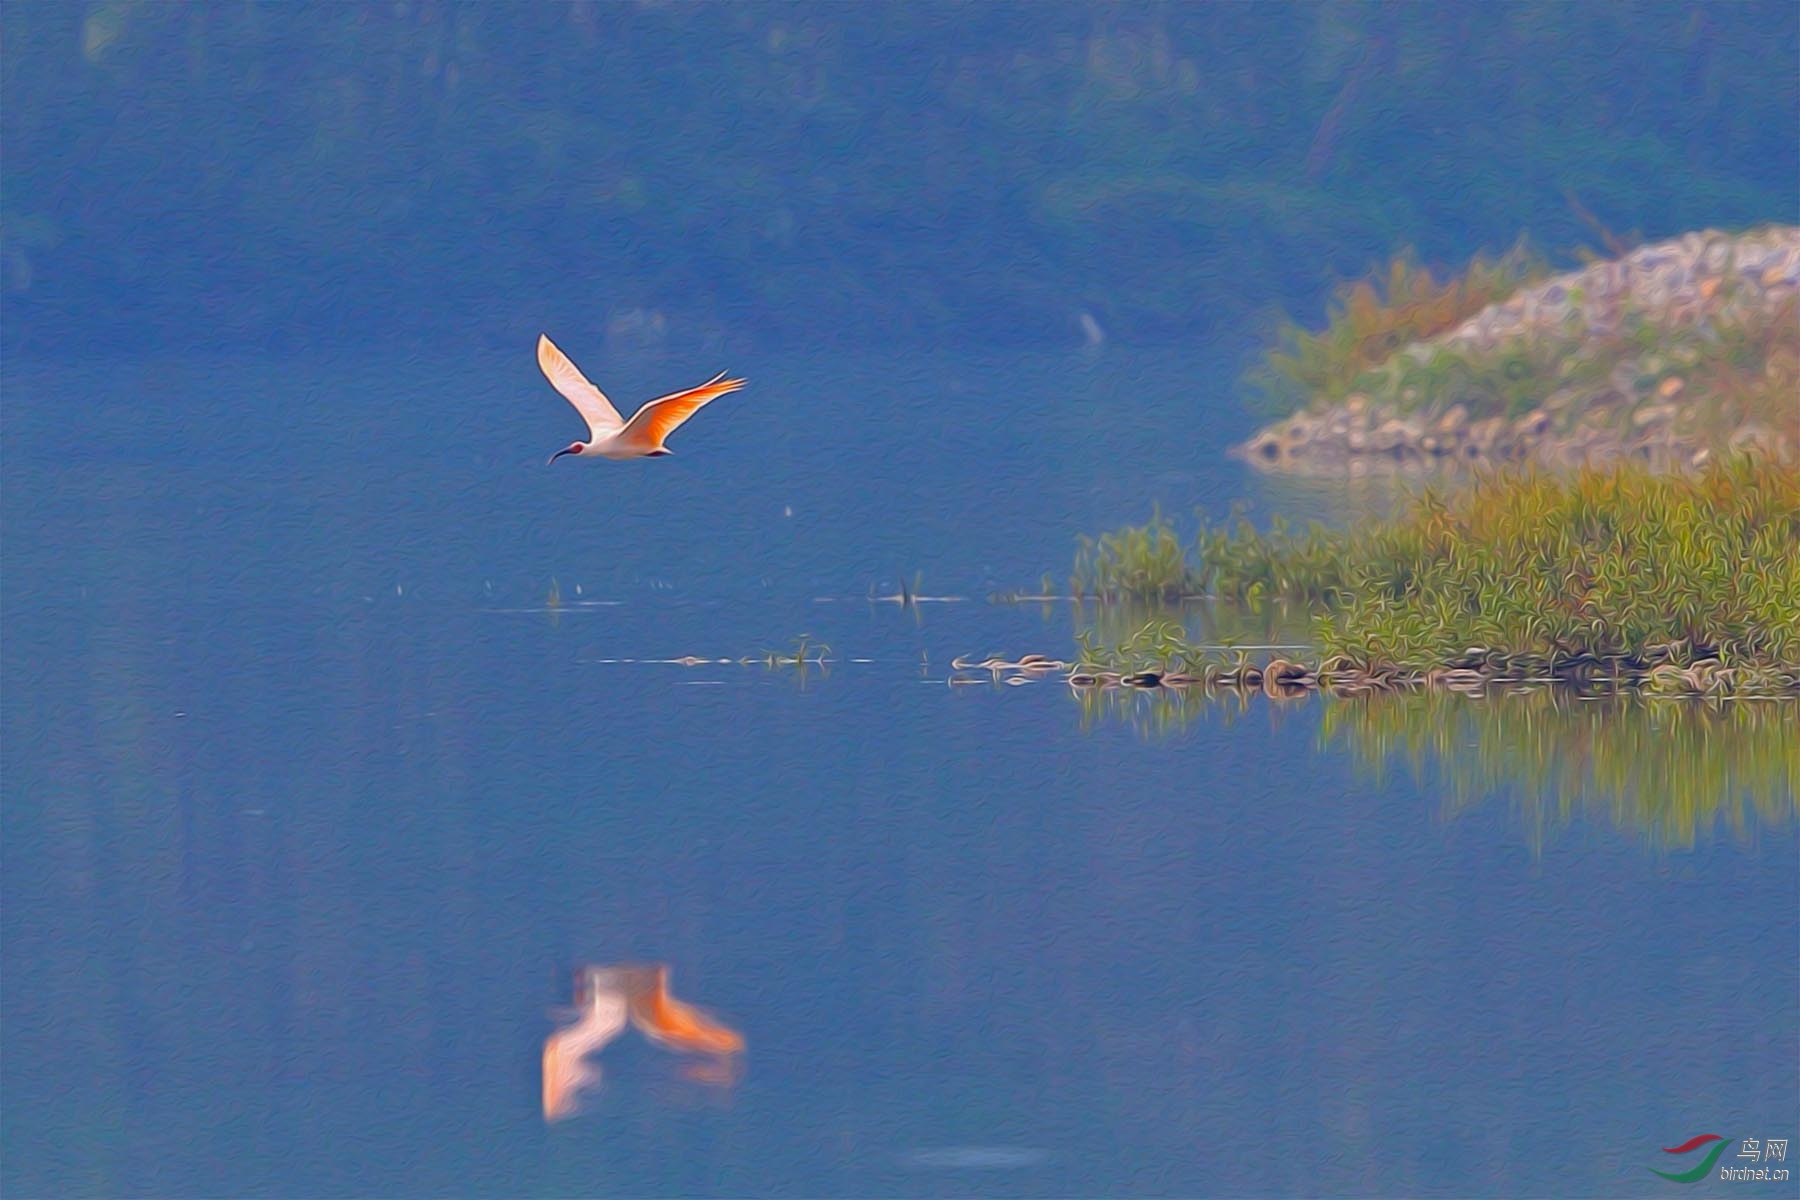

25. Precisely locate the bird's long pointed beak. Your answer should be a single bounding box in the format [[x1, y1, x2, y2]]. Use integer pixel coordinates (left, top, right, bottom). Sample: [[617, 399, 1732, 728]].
[[548, 448, 575, 464]]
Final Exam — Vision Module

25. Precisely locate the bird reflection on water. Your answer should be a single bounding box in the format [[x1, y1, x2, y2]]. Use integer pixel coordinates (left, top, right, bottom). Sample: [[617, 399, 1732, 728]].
[[542, 964, 744, 1122]]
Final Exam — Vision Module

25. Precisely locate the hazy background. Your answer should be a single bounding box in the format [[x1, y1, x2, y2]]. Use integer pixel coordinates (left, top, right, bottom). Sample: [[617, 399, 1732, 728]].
[[4, 0, 1797, 360]]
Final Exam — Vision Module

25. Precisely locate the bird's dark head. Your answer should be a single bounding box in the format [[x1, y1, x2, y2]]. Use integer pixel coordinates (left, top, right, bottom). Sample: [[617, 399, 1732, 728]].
[[548, 442, 583, 464]]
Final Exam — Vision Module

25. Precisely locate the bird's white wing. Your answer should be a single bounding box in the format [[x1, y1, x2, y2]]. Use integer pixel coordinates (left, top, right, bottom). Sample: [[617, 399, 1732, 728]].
[[538, 334, 624, 437]]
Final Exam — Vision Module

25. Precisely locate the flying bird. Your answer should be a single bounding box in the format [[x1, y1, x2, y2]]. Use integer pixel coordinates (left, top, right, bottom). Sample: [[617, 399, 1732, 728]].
[[538, 334, 745, 463]]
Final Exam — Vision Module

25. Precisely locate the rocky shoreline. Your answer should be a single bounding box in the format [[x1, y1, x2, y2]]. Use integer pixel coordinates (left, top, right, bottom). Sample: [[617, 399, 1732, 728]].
[[1238, 226, 1800, 472]]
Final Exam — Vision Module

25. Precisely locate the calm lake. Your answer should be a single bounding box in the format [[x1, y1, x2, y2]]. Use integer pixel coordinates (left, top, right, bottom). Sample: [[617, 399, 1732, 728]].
[[3, 348, 1795, 1197]]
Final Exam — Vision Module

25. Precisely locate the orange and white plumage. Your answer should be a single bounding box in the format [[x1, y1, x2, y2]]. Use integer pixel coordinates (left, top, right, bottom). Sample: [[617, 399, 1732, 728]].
[[538, 335, 745, 462]]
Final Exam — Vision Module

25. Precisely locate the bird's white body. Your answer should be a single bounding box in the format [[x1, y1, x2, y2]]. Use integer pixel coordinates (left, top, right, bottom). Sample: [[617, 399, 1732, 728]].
[[538, 334, 745, 463], [575, 438, 660, 462]]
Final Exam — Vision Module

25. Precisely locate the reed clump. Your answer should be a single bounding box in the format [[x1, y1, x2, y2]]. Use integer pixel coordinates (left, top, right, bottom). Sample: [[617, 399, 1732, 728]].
[[1313, 456, 1800, 678], [1070, 457, 1800, 691], [1072, 507, 1201, 602]]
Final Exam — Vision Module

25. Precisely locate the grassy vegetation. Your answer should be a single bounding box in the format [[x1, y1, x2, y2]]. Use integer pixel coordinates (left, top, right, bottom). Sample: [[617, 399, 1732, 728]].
[[1073, 457, 1800, 689], [1072, 508, 1199, 603], [1249, 240, 1550, 414], [1072, 505, 1368, 608]]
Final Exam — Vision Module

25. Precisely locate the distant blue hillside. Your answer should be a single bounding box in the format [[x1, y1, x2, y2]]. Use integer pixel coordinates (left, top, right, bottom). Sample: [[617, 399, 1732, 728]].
[[2, 1, 1795, 355]]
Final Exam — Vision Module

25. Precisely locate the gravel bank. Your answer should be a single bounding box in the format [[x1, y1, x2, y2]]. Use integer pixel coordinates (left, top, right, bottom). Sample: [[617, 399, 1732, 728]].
[[1239, 226, 1799, 472]]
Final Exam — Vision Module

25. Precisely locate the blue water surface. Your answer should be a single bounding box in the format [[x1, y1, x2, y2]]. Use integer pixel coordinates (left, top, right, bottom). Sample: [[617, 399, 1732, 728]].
[[2, 348, 1794, 1197]]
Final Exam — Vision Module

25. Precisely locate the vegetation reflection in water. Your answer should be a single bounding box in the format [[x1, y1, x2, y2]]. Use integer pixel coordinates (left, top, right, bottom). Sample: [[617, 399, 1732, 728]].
[[1071, 675, 1796, 851], [1326, 689, 1799, 853], [1072, 676, 1272, 740]]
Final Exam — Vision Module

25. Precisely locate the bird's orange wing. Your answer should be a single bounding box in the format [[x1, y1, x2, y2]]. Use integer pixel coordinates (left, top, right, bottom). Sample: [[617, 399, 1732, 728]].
[[628, 967, 745, 1055], [616, 373, 746, 453]]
